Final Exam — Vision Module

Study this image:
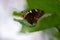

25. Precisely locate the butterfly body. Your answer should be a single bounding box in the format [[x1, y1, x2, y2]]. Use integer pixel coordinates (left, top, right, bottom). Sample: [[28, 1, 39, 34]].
[[22, 9, 44, 24]]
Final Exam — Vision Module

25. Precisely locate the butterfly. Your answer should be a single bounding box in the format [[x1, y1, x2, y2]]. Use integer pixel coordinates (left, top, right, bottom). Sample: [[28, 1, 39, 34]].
[[21, 9, 44, 25]]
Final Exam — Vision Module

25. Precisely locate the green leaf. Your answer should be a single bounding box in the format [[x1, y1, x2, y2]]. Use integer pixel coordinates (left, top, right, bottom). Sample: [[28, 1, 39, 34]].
[[21, 25, 36, 33], [36, 13, 60, 30], [13, 11, 22, 16], [54, 32, 60, 40], [14, 18, 36, 32], [27, 0, 60, 13], [56, 24, 60, 32]]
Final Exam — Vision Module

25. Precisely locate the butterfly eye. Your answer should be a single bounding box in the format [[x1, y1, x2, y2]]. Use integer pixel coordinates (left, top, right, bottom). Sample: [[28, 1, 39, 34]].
[[29, 10, 32, 13]]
